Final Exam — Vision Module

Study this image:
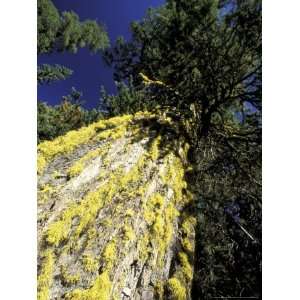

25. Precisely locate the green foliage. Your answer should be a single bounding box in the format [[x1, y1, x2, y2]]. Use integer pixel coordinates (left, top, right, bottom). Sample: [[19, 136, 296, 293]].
[[37, 0, 60, 54], [61, 87, 84, 105], [105, 0, 261, 136], [38, 88, 103, 143], [38, 0, 109, 54], [190, 113, 261, 298], [100, 77, 151, 116], [38, 64, 73, 85]]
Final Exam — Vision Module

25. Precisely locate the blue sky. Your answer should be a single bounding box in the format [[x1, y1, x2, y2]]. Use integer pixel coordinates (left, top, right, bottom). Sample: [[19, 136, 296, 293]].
[[38, 0, 165, 109]]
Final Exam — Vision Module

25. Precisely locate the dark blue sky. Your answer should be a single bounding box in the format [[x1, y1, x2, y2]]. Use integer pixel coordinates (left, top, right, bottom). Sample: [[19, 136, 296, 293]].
[[38, 0, 165, 109]]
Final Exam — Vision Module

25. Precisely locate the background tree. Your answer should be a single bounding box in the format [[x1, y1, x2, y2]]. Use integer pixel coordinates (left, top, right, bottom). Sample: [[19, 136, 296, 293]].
[[38, 0, 109, 55], [37, 64, 73, 85], [38, 88, 103, 143]]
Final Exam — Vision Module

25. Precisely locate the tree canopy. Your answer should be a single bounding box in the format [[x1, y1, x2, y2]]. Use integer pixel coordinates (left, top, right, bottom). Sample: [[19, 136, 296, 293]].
[[105, 0, 261, 138], [38, 0, 109, 54]]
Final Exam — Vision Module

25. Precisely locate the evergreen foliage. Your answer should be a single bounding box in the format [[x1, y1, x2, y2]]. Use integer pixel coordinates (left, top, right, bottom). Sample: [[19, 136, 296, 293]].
[[38, 0, 109, 54], [105, 0, 261, 135], [38, 88, 103, 143], [37, 64, 73, 85], [100, 77, 149, 116]]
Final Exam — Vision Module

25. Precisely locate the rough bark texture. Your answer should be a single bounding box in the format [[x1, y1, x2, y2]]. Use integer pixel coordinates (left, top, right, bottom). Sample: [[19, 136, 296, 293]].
[[37, 112, 196, 300]]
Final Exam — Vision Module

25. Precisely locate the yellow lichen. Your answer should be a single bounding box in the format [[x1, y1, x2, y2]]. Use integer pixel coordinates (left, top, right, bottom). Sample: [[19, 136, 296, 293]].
[[164, 203, 179, 244], [153, 214, 165, 238], [182, 216, 197, 235], [160, 151, 189, 206], [101, 218, 113, 227], [167, 277, 186, 300], [86, 227, 97, 249], [68, 143, 112, 178], [103, 114, 133, 128], [37, 249, 54, 300], [65, 271, 112, 300], [125, 209, 135, 217], [149, 135, 161, 161], [95, 125, 127, 141], [138, 233, 150, 261], [102, 241, 116, 269], [38, 184, 54, 204], [68, 161, 84, 177], [142, 191, 177, 267], [178, 252, 193, 281], [37, 155, 47, 175], [38, 126, 96, 161], [82, 254, 99, 273], [46, 219, 71, 246], [143, 193, 164, 225], [144, 210, 156, 224], [60, 265, 80, 286], [181, 216, 196, 253], [149, 193, 164, 208], [123, 224, 135, 241], [182, 238, 193, 253], [73, 188, 107, 238]]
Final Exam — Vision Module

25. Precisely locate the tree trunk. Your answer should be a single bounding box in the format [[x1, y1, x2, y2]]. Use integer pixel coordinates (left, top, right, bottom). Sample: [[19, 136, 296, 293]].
[[37, 112, 196, 300]]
